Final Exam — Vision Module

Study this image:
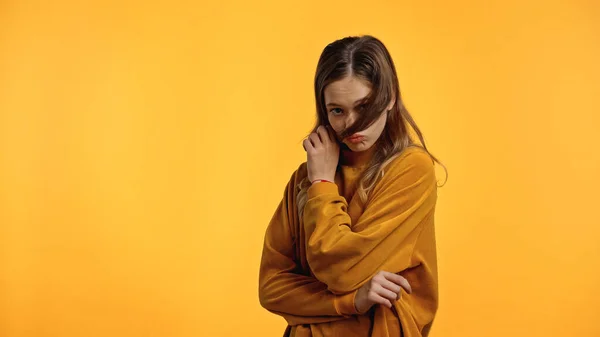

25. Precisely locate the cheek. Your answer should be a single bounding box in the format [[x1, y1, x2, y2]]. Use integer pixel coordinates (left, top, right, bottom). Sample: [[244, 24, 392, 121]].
[[372, 116, 387, 137], [327, 117, 343, 134]]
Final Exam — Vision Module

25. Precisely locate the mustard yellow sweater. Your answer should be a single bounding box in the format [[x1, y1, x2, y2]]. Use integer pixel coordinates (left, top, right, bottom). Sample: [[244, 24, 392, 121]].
[[259, 147, 438, 337]]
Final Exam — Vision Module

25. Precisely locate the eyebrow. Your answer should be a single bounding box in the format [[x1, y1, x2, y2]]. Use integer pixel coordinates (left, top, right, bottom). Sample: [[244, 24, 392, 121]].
[[326, 98, 367, 107]]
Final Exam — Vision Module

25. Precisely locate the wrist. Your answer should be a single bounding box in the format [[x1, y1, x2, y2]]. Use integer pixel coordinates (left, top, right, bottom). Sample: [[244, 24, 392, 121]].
[[334, 290, 360, 316], [307, 178, 339, 199], [311, 178, 334, 185], [354, 296, 364, 314], [353, 286, 370, 314]]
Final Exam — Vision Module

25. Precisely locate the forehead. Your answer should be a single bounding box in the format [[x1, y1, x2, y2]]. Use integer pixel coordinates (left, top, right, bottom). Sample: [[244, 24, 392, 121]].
[[324, 76, 372, 106]]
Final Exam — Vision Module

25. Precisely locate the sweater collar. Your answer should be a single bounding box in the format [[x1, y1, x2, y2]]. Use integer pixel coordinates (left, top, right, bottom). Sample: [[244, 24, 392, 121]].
[[339, 144, 376, 168]]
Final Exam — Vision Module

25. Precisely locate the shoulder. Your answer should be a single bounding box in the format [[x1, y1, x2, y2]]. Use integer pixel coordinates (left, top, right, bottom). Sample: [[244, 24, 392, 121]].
[[285, 161, 309, 191], [381, 146, 436, 187], [365, 147, 438, 203], [387, 146, 434, 174], [294, 161, 309, 181]]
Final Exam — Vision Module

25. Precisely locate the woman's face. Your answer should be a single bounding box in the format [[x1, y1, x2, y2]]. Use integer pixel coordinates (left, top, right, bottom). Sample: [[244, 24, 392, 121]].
[[324, 75, 393, 152]]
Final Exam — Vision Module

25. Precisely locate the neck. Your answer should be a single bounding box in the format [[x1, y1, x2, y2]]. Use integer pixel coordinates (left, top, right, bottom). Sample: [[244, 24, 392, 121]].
[[340, 144, 377, 167]]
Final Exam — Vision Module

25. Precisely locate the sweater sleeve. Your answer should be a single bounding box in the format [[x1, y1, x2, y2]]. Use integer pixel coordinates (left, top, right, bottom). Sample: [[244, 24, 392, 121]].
[[258, 167, 359, 326], [303, 149, 438, 294]]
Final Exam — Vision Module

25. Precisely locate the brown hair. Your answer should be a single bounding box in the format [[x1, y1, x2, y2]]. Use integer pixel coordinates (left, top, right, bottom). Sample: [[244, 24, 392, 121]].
[[297, 35, 446, 219]]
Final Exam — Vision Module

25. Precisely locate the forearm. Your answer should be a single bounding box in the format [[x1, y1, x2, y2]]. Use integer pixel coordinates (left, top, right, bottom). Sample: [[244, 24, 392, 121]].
[[259, 270, 358, 325], [303, 151, 437, 293]]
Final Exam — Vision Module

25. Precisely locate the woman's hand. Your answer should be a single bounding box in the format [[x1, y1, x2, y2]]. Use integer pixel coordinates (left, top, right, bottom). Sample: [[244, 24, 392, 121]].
[[354, 271, 412, 313], [303, 125, 339, 183]]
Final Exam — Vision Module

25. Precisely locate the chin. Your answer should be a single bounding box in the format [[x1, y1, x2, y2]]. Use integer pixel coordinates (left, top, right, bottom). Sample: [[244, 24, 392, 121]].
[[346, 141, 371, 152]]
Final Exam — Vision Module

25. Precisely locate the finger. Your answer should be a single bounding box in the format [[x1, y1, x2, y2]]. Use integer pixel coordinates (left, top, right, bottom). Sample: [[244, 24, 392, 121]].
[[316, 126, 329, 144], [372, 283, 398, 303], [309, 133, 321, 148], [326, 125, 337, 143], [368, 290, 393, 309], [303, 138, 314, 152], [383, 271, 412, 294], [379, 277, 402, 295]]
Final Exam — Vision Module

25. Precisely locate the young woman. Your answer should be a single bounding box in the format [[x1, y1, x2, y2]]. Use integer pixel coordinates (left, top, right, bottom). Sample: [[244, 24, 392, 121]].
[[259, 35, 444, 337]]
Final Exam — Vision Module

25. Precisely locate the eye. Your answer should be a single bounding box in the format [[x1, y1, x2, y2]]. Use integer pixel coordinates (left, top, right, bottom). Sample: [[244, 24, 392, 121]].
[[329, 108, 343, 115]]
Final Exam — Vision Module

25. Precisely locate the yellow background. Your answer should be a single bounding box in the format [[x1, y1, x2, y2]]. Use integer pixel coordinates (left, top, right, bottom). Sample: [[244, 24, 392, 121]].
[[1, 0, 599, 336]]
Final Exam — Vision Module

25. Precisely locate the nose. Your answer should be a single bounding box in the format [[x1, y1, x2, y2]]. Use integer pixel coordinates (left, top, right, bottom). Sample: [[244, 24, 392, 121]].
[[344, 111, 357, 129]]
